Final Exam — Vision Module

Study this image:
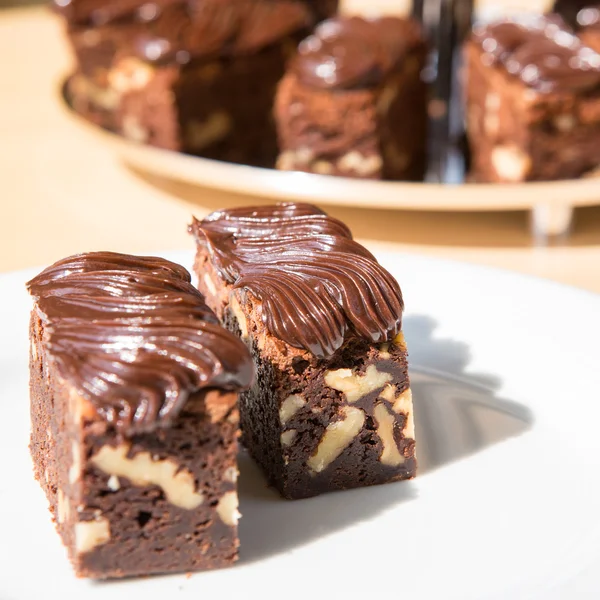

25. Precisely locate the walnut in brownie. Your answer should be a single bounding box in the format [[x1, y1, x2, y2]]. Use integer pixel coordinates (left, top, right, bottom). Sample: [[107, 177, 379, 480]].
[[274, 16, 428, 180], [27, 252, 253, 579], [465, 15, 600, 182], [64, 0, 313, 167], [190, 203, 415, 500]]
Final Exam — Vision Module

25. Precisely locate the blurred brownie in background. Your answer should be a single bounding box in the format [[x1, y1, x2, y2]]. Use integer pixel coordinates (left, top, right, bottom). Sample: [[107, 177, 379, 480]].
[[60, 0, 314, 167], [274, 16, 428, 180], [464, 15, 600, 182]]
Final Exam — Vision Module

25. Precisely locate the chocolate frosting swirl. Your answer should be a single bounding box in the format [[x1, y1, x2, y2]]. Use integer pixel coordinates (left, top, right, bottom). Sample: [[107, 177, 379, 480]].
[[190, 203, 404, 359], [53, 0, 184, 27], [472, 16, 600, 93], [128, 0, 312, 65], [27, 252, 253, 435], [292, 16, 423, 90]]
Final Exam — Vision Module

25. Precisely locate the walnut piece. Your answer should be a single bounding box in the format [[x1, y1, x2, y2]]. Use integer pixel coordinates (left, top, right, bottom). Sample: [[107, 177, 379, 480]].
[[75, 518, 110, 554], [313, 160, 334, 175], [223, 466, 238, 483], [279, 394, 306, 425], [91, 444, 204, 510], [394, 331, 407, 350], [276, 147, 314, 170], [69, 74, 120, 111], [69, 441, 81, 484], [216, 491, 240, 527], [554, 114, 576, 132], [307, 406, 365, 474], [324, 365, 393, 403], [491, 145, 532, 182], [373, 402, 405, 466], [122, 115, 149, 143], [380, 385, 415, 439], [57, 488, 70, 524], [379, 343, 390, 359], [280, 429, 297, 447], [108, 58, 154, 94], [107, 475, 120, 491], [185, 111, 232, 151], [69, 389, 96, 423], [337, 151, 383, 176]]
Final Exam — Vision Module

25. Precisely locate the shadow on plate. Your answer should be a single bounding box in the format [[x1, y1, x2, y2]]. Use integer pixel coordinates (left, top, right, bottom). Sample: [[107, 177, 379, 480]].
[[237, 314, 533, 564]]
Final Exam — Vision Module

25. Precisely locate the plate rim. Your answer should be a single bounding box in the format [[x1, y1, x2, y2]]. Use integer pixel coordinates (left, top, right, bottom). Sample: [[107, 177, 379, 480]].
[[57, 80, 600, 213]]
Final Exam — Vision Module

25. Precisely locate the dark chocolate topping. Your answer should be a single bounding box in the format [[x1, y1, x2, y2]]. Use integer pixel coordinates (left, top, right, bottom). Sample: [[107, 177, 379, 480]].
[[190, 203, 404, 359], [27, 252, 253, 435], [53, 0, 184, 26], [105, 0, 313, 65], [472, 16, 600, 93], [292, 16, 423, 90]]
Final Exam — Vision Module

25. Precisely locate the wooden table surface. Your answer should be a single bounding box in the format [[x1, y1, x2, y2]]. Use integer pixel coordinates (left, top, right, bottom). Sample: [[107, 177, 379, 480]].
[[2, 7, 600, 292]]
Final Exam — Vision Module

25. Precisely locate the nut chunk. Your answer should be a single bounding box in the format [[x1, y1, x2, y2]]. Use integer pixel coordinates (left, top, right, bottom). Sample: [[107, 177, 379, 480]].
[[27, 252, 253, 579], [190, 203, 416, 499], [465, 15, 600, 182]]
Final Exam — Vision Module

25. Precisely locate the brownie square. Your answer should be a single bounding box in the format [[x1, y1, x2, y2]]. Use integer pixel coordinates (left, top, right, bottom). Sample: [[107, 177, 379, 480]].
[[465, 15, 600, 182], [190, 203, 416, 500], [274, 16, 428, 180], [27, 252, 252, 578], [65, 0, 313, 167]]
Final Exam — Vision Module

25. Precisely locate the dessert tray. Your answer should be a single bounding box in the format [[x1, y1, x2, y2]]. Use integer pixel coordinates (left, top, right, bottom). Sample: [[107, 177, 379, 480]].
[[4, 250, 600, 599], [59, 85, 600, 241]]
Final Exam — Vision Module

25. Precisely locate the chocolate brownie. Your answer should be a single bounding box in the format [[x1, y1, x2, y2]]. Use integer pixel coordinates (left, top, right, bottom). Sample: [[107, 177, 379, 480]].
[[274, 16, 428, 180], [465, 15, 600, 182], [27, 252, 253, 579], [190, 203, 415, 500], [64, 0, 313, 167]]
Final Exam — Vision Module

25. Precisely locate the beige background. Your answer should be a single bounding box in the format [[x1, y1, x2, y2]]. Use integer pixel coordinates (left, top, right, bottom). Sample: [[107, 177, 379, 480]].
[[1, 7, 600, 294]]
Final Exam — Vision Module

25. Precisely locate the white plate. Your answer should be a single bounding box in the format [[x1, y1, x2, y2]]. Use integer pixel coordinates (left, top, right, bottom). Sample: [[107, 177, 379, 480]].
[[59, 88, 599, 238], [2, 250, 600, 600]]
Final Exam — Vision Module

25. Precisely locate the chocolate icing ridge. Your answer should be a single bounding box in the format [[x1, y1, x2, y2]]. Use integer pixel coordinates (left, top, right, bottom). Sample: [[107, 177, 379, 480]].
[[472, 15, 600, 93], [27, 252, 253, 435], [53, 0, 185, 27], [127, 0, 312, 65], [292, 16, 423, 90], [191, 203, 404, 358]]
